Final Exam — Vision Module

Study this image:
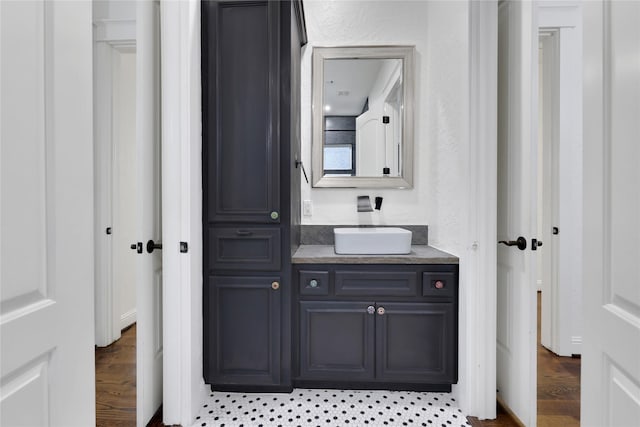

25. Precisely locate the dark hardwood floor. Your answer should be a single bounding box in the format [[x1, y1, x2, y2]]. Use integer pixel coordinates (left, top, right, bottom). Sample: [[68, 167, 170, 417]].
[[468, 292, 581, 426], [95, 324, 137, 427], [536, 293, 581, 426], [95, 324, 164, 427], [96, 292, 580, 427]]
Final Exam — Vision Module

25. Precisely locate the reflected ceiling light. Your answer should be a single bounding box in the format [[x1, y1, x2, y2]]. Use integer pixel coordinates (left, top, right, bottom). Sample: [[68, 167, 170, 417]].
[[324, 105, 331, 112]]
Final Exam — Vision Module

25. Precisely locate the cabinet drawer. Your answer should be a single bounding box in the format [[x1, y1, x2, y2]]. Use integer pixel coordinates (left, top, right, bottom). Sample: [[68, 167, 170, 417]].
[[422, 272, 456, 298], [299, 270, 329, 296], [335, 271, 417, 296], [210, 227, 281, 271]]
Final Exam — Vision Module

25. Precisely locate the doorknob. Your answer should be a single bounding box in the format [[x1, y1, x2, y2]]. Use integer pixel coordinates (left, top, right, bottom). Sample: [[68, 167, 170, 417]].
[[130, 242, 143, 254], [498, 236, 527, 250], [146, 239, 163, 253]]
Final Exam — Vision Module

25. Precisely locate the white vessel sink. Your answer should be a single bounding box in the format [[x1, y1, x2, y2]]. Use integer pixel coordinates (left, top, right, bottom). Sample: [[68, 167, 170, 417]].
[[334, 227, 412, 255]]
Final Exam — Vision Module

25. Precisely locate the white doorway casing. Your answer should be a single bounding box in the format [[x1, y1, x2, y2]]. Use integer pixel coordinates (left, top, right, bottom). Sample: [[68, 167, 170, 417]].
[[160, 0, 207, 424]]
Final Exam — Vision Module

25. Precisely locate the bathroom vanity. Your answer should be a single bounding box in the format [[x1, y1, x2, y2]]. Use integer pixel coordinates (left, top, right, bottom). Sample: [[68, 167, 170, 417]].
[[201, 0, 459, 395], [291, 244, 459, 392]]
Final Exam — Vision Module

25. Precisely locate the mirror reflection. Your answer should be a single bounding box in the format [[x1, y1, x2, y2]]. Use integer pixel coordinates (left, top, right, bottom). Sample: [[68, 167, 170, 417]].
[[322, 59, 403, 178], [312, 46, 414, 188]]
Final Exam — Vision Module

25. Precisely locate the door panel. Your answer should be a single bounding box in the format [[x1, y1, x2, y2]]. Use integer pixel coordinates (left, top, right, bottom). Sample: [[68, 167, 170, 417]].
[[299, 301, 375, 380], [136, 2, 162, 425], [205, 1, 280, 223], [207, 276, 281, 385], [496, 1, 538, 425], [0, 1, 95, 425], [376, 303, 456, 383], [582, 2, 640, 425]]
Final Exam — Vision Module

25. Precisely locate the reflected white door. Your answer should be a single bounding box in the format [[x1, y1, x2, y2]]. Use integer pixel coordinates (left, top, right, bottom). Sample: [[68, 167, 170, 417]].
[[496, 1, 538, 426], [0, 1, 95, 426], [582, 1, 640, 425], [136, 1, 163, 425]]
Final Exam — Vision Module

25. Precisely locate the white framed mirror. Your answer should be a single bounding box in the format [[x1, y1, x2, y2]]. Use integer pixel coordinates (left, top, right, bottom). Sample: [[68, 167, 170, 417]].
[[311, 46, 415, 188]]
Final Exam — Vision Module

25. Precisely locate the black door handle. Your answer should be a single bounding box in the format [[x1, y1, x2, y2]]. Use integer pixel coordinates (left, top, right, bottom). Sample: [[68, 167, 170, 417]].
[[498, 236, 527, 250], [146, 239, 163, 253], [130, 242, 143, 254]]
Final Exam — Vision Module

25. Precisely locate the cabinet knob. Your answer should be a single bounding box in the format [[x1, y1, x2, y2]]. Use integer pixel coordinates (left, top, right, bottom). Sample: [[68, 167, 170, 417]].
[[367, 305, 375, 314], [377, 307, 385, 315], [434, 280, 445, 289], [309, 279, 319, 288], [271, 281, 280, 290], [270, 211, 279, 220]]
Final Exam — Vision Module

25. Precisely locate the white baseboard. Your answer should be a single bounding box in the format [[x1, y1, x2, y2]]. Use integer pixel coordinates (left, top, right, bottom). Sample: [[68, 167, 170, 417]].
[[571, 336, 582, 355], [120, 308, 137, 330]]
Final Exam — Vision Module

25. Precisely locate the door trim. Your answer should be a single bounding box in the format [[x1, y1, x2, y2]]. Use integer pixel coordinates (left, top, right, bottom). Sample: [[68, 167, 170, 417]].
[[465, 0, 498, 419], [160, 0, 208, 424]]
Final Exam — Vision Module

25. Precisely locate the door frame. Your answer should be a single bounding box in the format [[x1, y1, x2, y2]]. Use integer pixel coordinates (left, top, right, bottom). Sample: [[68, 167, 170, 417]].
[[159, 0, 208, 424], [93, 18, 136, 347], [158, 0, 530, 424], [466, 0, 498, 419]]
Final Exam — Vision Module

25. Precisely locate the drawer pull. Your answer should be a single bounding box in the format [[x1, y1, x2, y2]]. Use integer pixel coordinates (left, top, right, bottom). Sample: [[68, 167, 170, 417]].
[[309, 279, 319, 288], [434, 280, 445, 289], [271, 281, 280, 290], [377, 307, 385, 316], [236, 230, 253, 236], [367, 305, 375, 314]]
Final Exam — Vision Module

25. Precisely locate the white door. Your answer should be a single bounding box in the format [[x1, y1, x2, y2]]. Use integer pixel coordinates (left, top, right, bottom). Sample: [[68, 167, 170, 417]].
[[582, 1, 640, 425], [0, 1, 95, 426], [136, 1, 163, 425], [496, 1, 538, 426]]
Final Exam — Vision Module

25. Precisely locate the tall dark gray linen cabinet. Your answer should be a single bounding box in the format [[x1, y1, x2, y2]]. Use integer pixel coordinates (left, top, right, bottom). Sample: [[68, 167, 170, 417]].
[[202, 0, 307, 390]]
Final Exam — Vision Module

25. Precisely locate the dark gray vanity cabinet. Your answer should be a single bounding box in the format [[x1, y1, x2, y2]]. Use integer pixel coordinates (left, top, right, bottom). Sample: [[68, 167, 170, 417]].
[[202, 0, 307, 390], [294, 264, 458, 391], [299, 301, 375, 380], [375, 302, 456, 383], [208, 276, 281, 385]]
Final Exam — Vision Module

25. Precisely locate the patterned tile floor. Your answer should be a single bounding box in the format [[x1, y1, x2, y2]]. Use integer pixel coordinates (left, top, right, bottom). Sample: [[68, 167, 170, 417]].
[[191, 388, 470, 427]]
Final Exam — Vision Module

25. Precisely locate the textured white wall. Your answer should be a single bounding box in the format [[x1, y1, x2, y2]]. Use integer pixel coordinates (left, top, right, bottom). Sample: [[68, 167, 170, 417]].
[[301, 0, 470, 253]]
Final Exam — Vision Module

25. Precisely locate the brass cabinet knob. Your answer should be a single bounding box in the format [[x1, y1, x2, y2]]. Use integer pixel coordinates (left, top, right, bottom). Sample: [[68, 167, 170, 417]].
[[271, 281, 280, 290]]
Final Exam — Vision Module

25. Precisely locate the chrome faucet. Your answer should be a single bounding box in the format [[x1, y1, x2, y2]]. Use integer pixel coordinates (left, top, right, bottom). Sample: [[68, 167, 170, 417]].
[[357, 196, 373, 212]]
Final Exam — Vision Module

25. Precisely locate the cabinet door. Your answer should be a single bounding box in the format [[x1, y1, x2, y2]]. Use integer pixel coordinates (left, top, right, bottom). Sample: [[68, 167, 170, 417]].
[[202, 0, 280, 223], [375, 302, 457, 383], [205, 276, 281, 385], [299, 301, 375, 380]]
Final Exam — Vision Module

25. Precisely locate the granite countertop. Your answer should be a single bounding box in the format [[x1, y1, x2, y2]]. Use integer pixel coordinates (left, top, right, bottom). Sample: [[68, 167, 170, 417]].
[[292, 245, 459, 264]]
